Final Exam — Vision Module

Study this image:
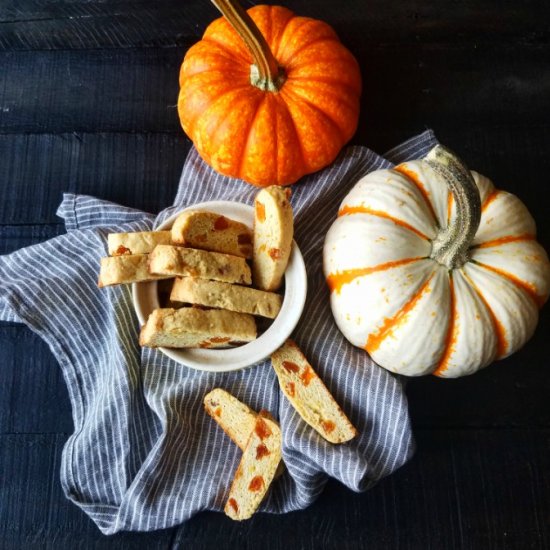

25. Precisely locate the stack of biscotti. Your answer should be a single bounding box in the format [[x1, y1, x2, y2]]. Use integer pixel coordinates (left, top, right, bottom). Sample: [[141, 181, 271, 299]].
[[98, 186, 295, 350]]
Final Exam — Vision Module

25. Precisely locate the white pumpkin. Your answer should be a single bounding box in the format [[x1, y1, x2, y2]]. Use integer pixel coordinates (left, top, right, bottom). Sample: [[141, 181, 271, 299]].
[[323, 145, 550, 377]]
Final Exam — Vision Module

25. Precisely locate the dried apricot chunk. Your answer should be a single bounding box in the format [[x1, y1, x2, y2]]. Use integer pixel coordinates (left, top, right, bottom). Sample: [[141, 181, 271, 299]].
[[248, 476, 265, 492], [282, 361, 299, 373]]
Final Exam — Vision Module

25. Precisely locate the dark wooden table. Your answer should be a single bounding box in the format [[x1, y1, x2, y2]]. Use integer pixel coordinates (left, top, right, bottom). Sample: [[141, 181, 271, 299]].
[[1, 1, 549, 548]]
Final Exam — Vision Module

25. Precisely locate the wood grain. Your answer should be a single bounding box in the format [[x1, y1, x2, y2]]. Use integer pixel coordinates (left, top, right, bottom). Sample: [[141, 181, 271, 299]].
[[2, 430, 549, 548], [1, 0, 550, 547], [0, 1, 548, 51], [0, 134, 188, 225]]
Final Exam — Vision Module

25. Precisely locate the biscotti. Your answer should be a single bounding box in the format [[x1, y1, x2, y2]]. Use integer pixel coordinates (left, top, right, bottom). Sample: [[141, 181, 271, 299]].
[[171, 277, 282, 319], [204, 389, 285, 481], [139, 308, 257, 348], [148, 245, 252, 285], [224, 415, 282, 521], [172, 210, 253, 259], [271, 340, 357, 444], [252, 186, 294, 291], [98, 255, 171, 287], [107, 231, 172, 256], [204, 388, 258, 450]]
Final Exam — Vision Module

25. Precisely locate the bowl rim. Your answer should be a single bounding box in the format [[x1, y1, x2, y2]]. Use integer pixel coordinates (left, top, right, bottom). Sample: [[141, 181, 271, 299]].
[[132, 200, 307, 372]]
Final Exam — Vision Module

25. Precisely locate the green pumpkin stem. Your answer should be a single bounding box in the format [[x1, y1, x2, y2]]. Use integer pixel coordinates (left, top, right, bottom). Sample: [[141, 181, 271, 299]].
[[425, 145, 481, 269], [211, 0, 286, 92]]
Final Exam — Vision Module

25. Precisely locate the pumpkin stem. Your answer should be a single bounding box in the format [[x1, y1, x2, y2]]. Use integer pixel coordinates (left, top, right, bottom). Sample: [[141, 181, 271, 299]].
[[425, 145, 481, 269], [211, 0, 286, 92]]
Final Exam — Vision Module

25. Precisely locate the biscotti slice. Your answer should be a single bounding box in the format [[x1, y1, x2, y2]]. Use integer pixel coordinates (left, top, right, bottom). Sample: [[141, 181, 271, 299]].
[[224, 415, 282, 521], [98, 255, 171, 288], [204, 388, 258, 450], [252, 186, 294, 291], [139, 308, 256, 348], [204, 389, 285, 479], [271, 340, 357, 444], [107, 231, 172, 256], [171, 277, 282, 319], [204, 389, 281, 450], [148, 245, 252, 285], [172, 210, 253, 259]]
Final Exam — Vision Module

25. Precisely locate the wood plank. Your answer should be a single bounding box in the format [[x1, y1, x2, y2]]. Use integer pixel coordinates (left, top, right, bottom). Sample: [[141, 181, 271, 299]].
[[0, 1, 547, 51], [0, 43, 549, 136], [0, 436, 173, 548], [0, 1, 212, 51], [1, 124, 548, 252], [0, 49, 185, 134], [0, 0, 548, 547], [0, 133, 189, 225], [170, 428, 550, 549], [0, 224, 63, 254], [0, 310, 548, 436], [2, 429, 549, 548]]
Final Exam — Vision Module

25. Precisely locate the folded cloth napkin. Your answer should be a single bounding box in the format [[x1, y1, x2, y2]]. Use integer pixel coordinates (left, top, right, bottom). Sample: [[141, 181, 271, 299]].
[[0, 130, 437, 534]]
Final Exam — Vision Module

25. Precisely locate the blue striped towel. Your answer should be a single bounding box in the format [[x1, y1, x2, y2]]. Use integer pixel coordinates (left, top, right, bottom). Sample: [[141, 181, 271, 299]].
[[0, 130, 437, 534]]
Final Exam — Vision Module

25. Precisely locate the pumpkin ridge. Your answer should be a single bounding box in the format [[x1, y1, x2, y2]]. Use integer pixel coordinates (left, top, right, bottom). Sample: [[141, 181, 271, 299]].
[[272, 96, 279, 184], [271, 10, 296, 59], [236, 95, 267, 182], [326, 257, 426, 294], [265, 5, 274, 46], [182, 83, 254, 137], [280, 99, 308, 171], [284, 79, 358, 119], [195, 83, 255, 119], [276, 18, 337, 63], [481, 189, 500, 212], [288, 55, 360, 79], [184, 65, 250, 84], [198, 89, 262, 169], [471, 233, 536, 249], [364, 271, 435, 355], [471, 260, 544, 308], [182, 70, 250, 91], [282, 37, 341, 68], [461, 269, 507, 359], [433, 273, 457, 376], [288, 75, 361, 97], [337, 205, 431, 241], [202, 36, 252, 66], [394, 165, 439, 229], [193, 85, 256, 136], [281, 87, 345, 143]]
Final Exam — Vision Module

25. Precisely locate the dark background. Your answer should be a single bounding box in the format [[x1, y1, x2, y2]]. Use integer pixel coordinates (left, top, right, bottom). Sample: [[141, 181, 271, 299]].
[[1, 1, 549, 548]]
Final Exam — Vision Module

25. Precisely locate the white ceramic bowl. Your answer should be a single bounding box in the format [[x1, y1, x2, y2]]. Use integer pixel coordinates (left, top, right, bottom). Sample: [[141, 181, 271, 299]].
[[132, 200, 307, 372]]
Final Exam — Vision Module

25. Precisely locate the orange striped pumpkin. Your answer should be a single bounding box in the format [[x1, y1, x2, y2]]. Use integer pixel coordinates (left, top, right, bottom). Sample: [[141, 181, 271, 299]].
[[323, 145, 550, 377]]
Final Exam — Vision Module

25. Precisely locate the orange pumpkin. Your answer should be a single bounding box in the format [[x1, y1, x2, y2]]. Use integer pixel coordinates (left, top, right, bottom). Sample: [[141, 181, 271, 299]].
[[178, 1, 362, 186]]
